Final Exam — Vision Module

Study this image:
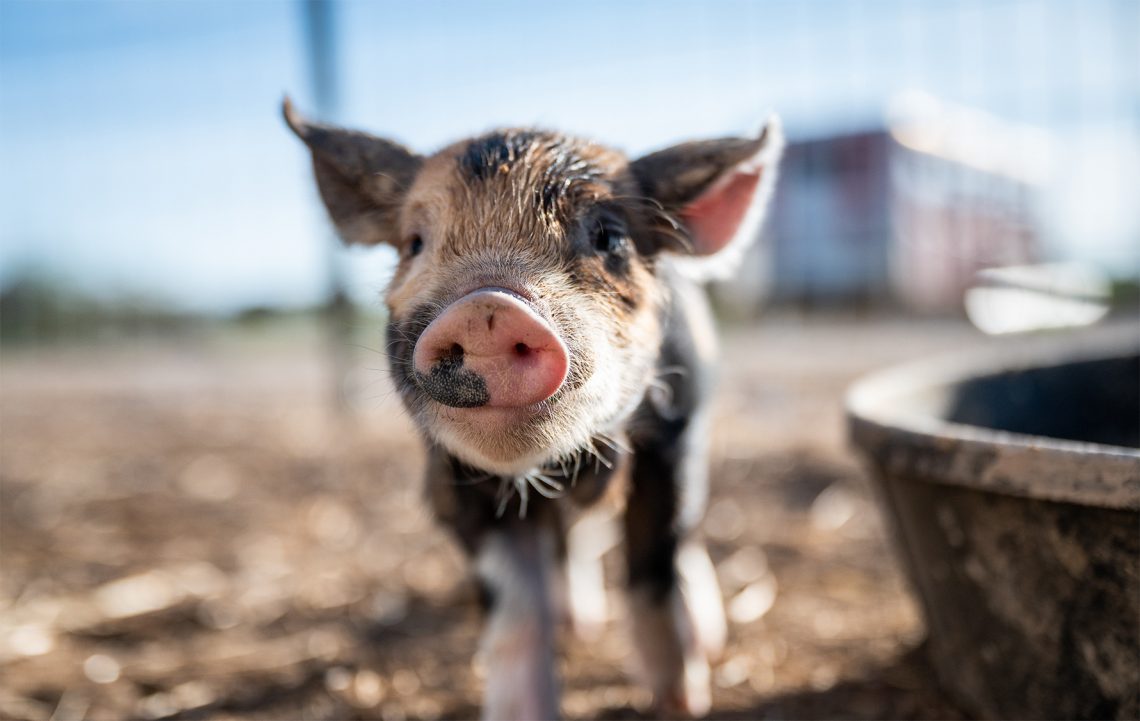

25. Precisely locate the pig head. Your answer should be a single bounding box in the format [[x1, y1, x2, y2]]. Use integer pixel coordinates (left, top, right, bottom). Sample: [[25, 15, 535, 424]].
[[285, 100, 780, 479]]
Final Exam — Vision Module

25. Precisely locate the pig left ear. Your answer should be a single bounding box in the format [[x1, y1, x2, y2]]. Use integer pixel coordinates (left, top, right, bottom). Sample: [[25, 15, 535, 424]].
[[630, 116, 783, 272], [283, 97, 422, 247]]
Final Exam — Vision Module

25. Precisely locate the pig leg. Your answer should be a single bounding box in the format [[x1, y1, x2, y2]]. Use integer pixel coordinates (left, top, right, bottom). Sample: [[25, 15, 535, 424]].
[[474, 517, 561, 721], [560, 506, 620, 640], [676, 538, 727, 661], [623, 411, 724, 717], [425, 451, 562, 721]]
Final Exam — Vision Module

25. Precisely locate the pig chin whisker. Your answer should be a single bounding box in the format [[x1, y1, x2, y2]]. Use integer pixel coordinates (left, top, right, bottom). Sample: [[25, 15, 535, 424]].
[[594, 431, 631, 456], [495, 468, 569, 520], [579, 438, 613, 473], [528, 472, 567, 498], [493, 477, 516, 518], [590, 443, 613, 472]]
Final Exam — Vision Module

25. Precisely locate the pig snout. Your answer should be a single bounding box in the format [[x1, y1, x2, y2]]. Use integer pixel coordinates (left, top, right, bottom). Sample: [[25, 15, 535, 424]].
[[412, 288, 569, 409]]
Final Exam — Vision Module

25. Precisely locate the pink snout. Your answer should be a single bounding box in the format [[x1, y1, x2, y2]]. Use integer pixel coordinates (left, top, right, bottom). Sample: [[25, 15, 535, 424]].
[[412, 288, 569, 409]]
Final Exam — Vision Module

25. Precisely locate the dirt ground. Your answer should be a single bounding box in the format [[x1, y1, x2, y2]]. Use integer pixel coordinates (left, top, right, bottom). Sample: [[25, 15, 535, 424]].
[[0, 317, 987, 720]]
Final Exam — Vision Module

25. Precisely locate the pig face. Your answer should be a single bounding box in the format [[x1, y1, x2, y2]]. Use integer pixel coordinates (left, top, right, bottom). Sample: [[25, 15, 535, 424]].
[[384, 132, 668, 476], [285, 101, 782, 477]]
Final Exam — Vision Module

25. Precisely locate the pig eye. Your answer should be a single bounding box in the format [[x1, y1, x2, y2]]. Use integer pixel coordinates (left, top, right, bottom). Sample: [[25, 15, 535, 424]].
[[407, 234, 424, 258], [593, 221, 628, 256]]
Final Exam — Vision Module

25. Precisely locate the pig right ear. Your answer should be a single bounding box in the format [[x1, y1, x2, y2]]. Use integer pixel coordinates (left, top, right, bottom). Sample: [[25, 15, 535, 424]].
[[283, 98, 422, 246], [629, 117, 783, 276]]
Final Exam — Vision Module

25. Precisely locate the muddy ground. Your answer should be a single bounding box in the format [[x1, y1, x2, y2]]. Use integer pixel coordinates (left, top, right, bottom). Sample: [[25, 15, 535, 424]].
[[1, 317, 987, 720]]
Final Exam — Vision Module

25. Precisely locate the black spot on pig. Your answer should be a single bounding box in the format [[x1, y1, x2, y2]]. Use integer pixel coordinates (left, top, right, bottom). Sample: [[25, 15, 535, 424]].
[[460, 131, 542, 181], [459, 130, 606, 213]]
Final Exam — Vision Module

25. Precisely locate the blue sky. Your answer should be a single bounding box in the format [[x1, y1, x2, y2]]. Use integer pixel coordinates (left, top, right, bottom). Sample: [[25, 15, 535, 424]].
[[1, 0, 1136, 312]]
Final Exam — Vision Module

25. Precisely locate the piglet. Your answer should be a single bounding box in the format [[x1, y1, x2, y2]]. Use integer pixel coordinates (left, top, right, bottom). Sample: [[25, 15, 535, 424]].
[[285, 99, 783, 720]]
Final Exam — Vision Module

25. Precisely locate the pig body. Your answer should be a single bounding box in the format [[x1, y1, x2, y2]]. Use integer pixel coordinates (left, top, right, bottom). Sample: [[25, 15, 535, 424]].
[[286, 102, 783, 719]]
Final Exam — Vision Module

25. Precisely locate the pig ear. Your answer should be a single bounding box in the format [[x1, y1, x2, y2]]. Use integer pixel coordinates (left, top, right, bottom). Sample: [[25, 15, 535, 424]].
[[283, 97, 422, 246], [630, 116, 783, 272]]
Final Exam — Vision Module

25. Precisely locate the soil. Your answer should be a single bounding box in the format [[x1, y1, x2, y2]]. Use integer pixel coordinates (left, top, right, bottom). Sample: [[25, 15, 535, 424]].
[[0, 317, 982, 720]]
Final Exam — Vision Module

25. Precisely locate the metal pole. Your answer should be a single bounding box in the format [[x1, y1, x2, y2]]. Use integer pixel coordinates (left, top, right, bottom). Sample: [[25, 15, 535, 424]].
[[301, 0, 353, 415]]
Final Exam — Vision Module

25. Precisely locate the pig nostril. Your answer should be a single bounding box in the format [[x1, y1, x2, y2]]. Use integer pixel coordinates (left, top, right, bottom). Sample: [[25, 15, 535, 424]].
[[514, 342, 530, 357], [449, 343, 464, 360]]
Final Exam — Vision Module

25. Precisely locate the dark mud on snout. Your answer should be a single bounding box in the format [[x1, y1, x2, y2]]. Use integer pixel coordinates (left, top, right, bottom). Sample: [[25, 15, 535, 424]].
[[414, 354, 490, 408]]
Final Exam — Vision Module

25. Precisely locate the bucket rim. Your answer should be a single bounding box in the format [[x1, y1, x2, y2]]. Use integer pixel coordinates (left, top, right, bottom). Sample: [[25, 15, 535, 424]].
[[846, 325, 1140, 510]]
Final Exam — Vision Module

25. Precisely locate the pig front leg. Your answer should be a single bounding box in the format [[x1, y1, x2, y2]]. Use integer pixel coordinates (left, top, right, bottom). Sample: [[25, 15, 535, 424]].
[[425, 451, 562, 720], [475, 521, 561, 721], [624, 411, 725, 717]]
